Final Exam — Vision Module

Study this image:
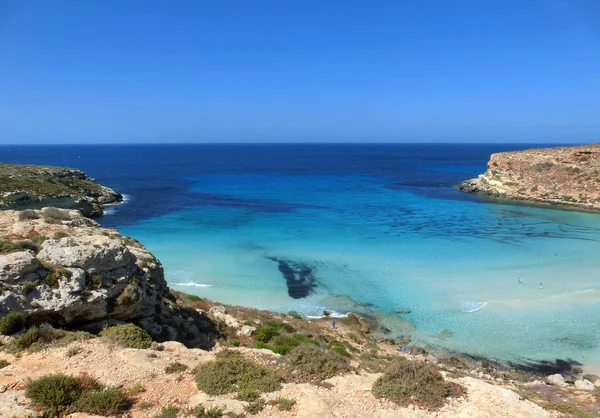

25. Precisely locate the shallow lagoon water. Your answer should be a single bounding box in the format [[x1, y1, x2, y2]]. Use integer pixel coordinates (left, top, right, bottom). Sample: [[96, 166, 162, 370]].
[[3, 143, 600, 366]]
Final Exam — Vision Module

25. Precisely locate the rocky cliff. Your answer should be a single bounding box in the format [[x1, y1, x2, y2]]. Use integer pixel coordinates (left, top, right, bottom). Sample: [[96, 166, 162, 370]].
[[0, 208, 217, 348], [0, 164, 122, 217], [458, 143, 600, 211]]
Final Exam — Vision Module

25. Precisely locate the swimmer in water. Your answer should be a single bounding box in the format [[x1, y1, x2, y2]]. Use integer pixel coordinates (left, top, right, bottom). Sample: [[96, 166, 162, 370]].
[[518, 278, 522, 284], [539, 282, 543, 289]]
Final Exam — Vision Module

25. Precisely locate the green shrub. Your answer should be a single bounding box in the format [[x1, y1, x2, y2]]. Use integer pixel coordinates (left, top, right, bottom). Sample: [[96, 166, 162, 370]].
[[0, 359, 9, 369], [18, 210, 40, 221], [273, 397, 296, 411], [165, 362, 189, 374], [284, 344, 348, 382], [76, 387, 132, 415], [193, 404, 224, 418], [25, 373, 101, 416], [43, 207, 72, 221], [287, 310, 303, 319], [0, 312, 25, 335], [185, 294, 203, 302], [66, 345, 83, 357], [229, 337, 240, 347], [372, 359, 465, 410], [328, 341, 351, 358], [244, 400, 266, 415], [13, 326, 40, 350], [21, 280, 39, 294], [155, 405, 180, 418], [99, 324, 152, 349], [195, 350, 281, 397], [0, 238, 39, 255], [53, 231, 70, 240]]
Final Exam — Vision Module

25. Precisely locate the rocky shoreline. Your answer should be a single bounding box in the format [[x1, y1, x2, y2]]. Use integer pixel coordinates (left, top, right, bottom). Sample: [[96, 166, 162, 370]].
[[458, 143, 600, 212], [0, 164, 122, 217]]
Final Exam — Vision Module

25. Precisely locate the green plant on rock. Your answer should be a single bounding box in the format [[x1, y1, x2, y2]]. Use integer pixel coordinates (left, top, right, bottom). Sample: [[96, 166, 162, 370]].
[[154, 405, 180, 418], [0, 359, 9, 369], [0, 312, 25, 335], [193, 404, 225, 418], [25, 373, 106, 416], [99, 324, 152, 349], [541, 401, 591, 418], [272, 397, 296, 411], [194, 350, 281, 398], [165, 362, 189, 374], [372, 359, 465, 410], [75, 387, 132, 415], [0, 238, 39, 255], [21, 280, 39, 295], [283, 344, 348, 382], [244, 400, 266, 415]]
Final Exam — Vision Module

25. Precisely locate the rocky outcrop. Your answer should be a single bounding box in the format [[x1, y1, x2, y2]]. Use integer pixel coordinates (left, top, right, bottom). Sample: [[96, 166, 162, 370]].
[[0, 208, 217, 348], [0, 164, 122, 217], [458, 144, 600, 211]]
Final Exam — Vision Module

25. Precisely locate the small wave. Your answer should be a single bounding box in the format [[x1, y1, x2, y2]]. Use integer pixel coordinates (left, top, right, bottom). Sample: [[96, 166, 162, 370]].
[[121, 194, 131, 203], [102, 206, 117, 216], [460, 301, 487, 313], [306, 310, 349, 319], [549, 288, 595, 299], [172, 282, 212, 288]]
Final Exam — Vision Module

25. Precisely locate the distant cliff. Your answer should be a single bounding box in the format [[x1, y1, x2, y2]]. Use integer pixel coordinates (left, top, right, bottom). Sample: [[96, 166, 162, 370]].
[[458, 144, 600, 211], [0, 164, 122, 217]]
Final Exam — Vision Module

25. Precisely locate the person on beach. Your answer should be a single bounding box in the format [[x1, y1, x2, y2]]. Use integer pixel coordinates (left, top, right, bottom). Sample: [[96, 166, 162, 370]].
[[332, 319, 336, 329]]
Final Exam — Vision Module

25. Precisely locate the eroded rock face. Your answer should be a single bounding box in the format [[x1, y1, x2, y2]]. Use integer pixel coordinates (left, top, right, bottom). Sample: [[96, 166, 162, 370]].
[[0, 163, 122, 217], [458, 144, 600, 211], [0, 209, 217, 349]]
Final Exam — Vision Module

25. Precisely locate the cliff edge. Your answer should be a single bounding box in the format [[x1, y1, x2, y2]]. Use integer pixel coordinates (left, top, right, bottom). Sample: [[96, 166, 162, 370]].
[[458, 144, 600, 211], [0, 164, 122, 217]]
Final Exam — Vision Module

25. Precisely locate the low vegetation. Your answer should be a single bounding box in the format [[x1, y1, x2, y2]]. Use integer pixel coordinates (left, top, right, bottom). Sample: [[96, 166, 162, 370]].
[[541, 401, 591, 418], [271, 396, 296, 411], [0, 359, 9, 369], [99, 323, 152, 349], [0, 312, 25, 335], [26, 373, 132, 416], [283, 344, 349, 382], [165, 362, 189, 374], [0, 238, 39, 254], [372, 359, 466, 410], [193, 404, 224, 417], [194, 350, 281, 398], [154, 405, 180, 418]]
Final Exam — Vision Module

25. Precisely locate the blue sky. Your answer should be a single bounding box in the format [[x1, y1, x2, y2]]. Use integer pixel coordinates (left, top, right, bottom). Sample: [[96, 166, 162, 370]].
[[1, 0, 599, 144]]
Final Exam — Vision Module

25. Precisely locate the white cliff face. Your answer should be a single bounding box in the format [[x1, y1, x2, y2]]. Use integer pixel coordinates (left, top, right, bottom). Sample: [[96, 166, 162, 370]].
[[0, 208, 217, 349]]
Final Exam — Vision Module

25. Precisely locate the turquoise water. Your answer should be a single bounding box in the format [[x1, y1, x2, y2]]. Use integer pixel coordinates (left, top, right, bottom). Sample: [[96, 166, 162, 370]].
[[120, 171, 600, 366], [4, 143, 599, 366]]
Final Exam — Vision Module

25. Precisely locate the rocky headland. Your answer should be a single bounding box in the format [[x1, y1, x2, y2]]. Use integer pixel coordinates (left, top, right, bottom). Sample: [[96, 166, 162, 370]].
[[0, 164, 122, 217], [0, 164, 599, 417], [458, 143, 600, 211]]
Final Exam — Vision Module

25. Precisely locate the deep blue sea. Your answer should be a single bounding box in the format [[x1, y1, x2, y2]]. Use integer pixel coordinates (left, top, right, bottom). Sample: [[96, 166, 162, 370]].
[[2, 143, 600, 367]]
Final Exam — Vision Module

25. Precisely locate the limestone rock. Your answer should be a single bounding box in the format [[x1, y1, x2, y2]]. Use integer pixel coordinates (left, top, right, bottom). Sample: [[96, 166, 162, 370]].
[[574, 379, 595, 391], [458, 143, 600, 212], [0, 209, 218, 349], [546, 374, 567, 387], [239, 325, 256, 336], [0, 251, 41, 282]]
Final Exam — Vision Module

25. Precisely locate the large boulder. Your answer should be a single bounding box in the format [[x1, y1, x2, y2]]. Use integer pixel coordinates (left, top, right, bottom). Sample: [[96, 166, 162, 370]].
[[0, 209, 218, 349], [0, 251, 41, 282]]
